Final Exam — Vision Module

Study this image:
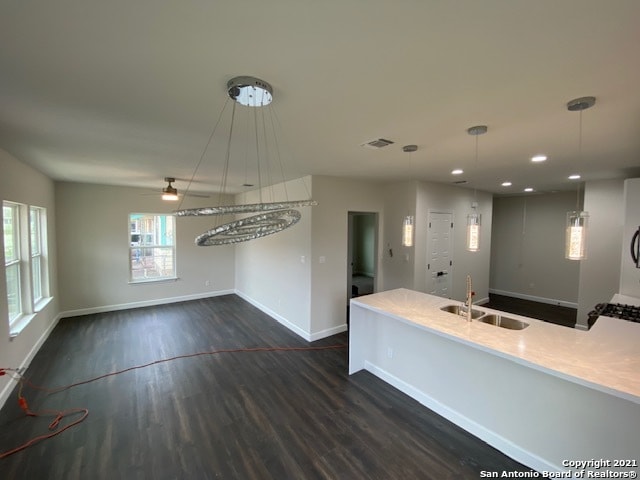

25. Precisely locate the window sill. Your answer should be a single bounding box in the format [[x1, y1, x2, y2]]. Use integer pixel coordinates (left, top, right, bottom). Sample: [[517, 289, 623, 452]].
[[9, 297, 53, 339], [34, 296, 53, 313], [9, 313, 37, 339], [128, 277, 179, 285]]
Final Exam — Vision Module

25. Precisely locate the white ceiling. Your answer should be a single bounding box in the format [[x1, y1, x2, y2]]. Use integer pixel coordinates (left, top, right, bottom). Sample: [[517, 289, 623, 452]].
[[1, 1, 639, 198]]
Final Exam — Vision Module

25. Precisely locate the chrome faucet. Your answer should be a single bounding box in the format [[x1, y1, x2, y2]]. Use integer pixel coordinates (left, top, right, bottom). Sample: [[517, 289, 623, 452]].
[[465, 275, 474, 322]]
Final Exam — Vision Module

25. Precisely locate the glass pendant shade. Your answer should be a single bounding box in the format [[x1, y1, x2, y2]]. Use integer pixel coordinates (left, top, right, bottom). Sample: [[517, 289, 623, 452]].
[[162, 191, 179, 201], [466, 213, 481, 252], [402, 215, 414, 247], [161, 177, 179, 201], [565, 211, 588, 260]]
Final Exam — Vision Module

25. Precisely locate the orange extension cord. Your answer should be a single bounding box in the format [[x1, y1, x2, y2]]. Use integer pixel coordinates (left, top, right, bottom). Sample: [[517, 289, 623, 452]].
[[0, 343, 347, 459]]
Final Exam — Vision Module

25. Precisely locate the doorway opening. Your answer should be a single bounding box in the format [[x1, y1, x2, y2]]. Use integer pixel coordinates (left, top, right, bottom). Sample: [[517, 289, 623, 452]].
[[347, 212, 378, 319]]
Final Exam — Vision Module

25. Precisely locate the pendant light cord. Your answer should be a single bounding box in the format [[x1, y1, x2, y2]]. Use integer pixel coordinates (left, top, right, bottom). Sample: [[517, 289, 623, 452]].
[[576, 109, 582, 211], [177, 97, 231, 211], [474, 134, 478, 204]]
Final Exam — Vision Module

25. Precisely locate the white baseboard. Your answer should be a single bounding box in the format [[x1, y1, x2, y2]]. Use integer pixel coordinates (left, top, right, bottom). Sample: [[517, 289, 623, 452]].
[[234, 290, 312, 341], [0, 312, 63, 409], [363, 361, 559, 475], [60, 289, 235, 318], [234, 290, 347, 342], [489, 289, 577, 309], [308, 324, 348, 342]]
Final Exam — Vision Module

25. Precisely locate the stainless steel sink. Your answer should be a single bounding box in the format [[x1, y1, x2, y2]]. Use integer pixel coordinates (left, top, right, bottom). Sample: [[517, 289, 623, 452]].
[[440, 304, 485, 319], [476, 313, 529, 330]]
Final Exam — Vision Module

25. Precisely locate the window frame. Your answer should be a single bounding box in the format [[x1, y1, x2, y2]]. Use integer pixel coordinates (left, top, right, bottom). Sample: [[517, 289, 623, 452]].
[[30, 206, 48, 305], [128, 213, 177, 283], [3, 202, 22, 326], [3, 201, 51, 336]]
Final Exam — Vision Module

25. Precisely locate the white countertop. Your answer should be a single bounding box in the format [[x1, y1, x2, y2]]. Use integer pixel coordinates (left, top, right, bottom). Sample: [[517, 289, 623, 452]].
[[351, 289, 640, 403]]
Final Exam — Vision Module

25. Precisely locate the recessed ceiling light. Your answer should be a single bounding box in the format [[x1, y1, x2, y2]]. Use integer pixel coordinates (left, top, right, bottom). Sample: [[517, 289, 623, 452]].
[[531, 155, 547, 162], [524, 187, 534, 192], [501, 181, 512, 187], [451, 169, 464, 175], [568, 174, 581, 180]]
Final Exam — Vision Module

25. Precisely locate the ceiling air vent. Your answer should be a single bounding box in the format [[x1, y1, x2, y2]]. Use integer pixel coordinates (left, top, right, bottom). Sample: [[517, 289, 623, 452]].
[[361, 138, 394, 149]]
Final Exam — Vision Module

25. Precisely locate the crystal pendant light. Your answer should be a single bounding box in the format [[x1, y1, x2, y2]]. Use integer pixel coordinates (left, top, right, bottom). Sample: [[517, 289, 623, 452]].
[[565, 211, 589, 260], [466, 205, 481, 252], [564, 96, 595, 260], [466, 125, 487, 252], [400, 145, 417, 248], [174, 76, 316, 245], [402, 215, 414, 247]]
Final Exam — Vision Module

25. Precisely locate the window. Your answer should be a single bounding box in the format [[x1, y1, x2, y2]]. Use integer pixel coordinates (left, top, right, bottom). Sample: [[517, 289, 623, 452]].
[[129, 213, 176, 282], [3, 203, 21, 324], [2, 201, 50, 334], [30, 206, 47, 304]]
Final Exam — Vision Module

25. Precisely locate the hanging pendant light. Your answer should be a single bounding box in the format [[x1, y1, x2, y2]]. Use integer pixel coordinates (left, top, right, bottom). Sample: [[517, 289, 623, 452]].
[[174, 76, 316, 246], [564, 96, 595, 260], [402, 215, 414, 247], [466, 125, 487, 252], [400, 145, 417, 247], [466, 203, 481, 252]]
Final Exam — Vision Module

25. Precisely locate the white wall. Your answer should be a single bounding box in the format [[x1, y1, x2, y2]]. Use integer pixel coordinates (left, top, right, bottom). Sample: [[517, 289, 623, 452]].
[[56, 182, 235, 314], [416, 181, 493, 303], [576, 179, 625, 328], [234, 177, 314, 339], [381, 180, 493, 303], [490, 192, 580, 306], [381, 182, 417, 291], [310, 176, 385, 338], [0, 149, 59, 406]]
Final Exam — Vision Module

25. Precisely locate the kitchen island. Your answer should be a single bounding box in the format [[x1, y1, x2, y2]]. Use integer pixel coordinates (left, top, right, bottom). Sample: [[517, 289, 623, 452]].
[[349, 289, 640, 476]]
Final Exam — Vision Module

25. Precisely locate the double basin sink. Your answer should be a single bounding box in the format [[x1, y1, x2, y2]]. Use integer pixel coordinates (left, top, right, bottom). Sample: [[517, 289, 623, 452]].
[[440, 304, 529, 330]]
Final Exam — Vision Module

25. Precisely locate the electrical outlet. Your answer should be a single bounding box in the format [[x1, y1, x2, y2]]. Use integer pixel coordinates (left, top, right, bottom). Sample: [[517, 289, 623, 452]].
[[205, 280, 211, 287], [387, 347, 393, 359]]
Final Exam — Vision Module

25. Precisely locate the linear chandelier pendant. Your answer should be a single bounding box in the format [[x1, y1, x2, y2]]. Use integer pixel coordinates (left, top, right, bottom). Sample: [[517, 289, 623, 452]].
[[176, 76, 316, 246]]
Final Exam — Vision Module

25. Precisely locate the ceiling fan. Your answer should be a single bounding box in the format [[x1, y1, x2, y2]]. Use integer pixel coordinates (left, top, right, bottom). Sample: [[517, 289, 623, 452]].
[[141, 177, 210, 201]]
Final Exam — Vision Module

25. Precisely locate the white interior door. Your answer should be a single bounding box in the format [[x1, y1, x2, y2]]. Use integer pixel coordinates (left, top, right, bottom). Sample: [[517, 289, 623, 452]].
[[427, 212, 453, 297]]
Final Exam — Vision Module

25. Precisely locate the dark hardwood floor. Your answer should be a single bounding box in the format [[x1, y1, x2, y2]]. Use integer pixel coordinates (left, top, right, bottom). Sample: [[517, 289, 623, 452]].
[[0, 295, 531, 479], [481, 293, 577, 328]]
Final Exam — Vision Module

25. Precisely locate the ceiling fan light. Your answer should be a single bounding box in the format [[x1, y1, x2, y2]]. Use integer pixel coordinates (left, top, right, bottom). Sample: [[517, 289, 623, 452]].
[[161, 177, 179, 201], [162, 188, 179, 201]]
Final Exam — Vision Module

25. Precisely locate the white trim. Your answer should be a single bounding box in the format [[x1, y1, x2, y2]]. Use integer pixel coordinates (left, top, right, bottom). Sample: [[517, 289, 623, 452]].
[[128, 276, 179, 285], [1, 312, 62, 409], [363, 361, 559, 475], [489, 288, 577, 309], [234, 290, 312, 341], [9, 313, 36, 338], [224, 291, 348, 342], [60, 289, 235, 318], [308, 324, 348, 341]]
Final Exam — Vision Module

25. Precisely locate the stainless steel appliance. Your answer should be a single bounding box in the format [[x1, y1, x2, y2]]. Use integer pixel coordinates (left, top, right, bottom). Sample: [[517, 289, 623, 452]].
[[631, 225, 640, 269], [588, 302, 640, 325], [619, 179, 640, 298]]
